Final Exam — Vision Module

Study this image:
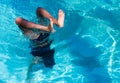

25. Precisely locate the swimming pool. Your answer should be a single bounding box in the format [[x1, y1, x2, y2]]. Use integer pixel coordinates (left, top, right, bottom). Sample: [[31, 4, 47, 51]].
[[0, 0, 120, 83]]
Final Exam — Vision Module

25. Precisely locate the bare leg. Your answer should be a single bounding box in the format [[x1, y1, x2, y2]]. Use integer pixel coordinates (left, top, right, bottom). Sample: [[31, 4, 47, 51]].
[[15, 17, 53, 32], [36, 7, 65, 28]]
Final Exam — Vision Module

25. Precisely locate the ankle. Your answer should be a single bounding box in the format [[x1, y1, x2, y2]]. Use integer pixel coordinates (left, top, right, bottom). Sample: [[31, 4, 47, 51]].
[[48, 25, 55, 33], [51, 18, 58, 25]]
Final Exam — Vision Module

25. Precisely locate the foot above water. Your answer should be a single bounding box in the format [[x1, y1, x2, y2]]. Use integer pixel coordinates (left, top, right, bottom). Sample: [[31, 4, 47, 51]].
[[58, 9, 65, 28]]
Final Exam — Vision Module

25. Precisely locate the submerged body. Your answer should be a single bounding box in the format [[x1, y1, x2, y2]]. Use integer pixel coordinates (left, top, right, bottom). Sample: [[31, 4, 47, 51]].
[[15, 7, 65, 68]]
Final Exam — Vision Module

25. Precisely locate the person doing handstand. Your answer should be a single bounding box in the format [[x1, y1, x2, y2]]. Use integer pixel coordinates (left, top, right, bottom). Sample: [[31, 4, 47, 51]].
[[15, 7, 65, 68]]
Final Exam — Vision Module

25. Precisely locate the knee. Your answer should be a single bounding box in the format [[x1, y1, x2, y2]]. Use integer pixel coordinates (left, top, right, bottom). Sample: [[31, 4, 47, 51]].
[[36, 7, 44, 13], [15, 17, 23, 25], [37, 7, 43, 11]]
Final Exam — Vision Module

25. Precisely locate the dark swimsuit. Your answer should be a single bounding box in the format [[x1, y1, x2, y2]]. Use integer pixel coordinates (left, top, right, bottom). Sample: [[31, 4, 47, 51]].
[[30, 32, 55, 68]]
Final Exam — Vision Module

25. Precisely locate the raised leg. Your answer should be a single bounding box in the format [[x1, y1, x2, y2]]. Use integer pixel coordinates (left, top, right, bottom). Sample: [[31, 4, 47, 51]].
[[36, 7, 65, 28], [15, 17, 53, 32]]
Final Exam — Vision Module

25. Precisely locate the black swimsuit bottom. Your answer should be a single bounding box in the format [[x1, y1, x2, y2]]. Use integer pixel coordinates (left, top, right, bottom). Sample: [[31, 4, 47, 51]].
[[31, 32, 52, 57], [30, 32, 55, 68]]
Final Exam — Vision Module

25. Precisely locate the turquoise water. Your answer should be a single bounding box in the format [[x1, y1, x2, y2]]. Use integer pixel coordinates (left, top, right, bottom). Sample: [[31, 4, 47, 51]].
[[0, 0, 120, 83]]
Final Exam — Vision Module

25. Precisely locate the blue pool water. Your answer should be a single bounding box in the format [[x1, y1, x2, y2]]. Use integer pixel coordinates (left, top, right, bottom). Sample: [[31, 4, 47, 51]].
[[0, 0, 120, 83]]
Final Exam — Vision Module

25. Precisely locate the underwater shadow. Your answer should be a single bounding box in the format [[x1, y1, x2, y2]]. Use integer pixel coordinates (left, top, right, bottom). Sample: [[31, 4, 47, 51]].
[[68, 35, 112, 83], [87, 6, 120, 30]]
